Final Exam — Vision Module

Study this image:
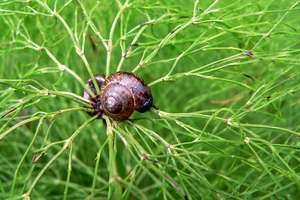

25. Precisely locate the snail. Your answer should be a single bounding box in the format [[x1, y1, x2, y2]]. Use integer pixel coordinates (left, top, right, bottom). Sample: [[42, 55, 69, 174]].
[[100, 72, 158, 120], [83, 72, 158, 120]]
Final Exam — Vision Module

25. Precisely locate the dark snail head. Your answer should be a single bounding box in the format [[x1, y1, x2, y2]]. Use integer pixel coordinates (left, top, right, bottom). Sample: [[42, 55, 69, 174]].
[[83, 74, 105, 117], [83, 74, 105, 99], [100, 71, 158, 120]]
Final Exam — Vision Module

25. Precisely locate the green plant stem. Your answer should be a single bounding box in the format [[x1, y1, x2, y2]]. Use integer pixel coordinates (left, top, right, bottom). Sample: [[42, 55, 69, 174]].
[[27, 0, 99, 97], [0, 104, 24, 133], [91, 137, 109, 197], [21, 117, 57, 194], [0, 107, 91, 141], [76, 0, 109, 51], [0, 117, 41, 141], [0, 78, 90, 106], [105, 117, 122, 200], [132, 16, 195, 73], [117, 23, 150, 72], [106, 0, 130, 77], [9, 117, 45, 198], [19, 39, 96, 98], [63, 142, 73, 200], [252, 1, 299, 50], [24, 115, 97, 198], [48, 1, 100, 96]]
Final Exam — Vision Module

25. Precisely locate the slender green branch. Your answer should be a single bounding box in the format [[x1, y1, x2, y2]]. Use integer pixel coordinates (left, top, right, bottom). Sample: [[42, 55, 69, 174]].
[[76, 0, 109, 51], [35, 0, 100, 96], [106, 0, 130, 77], [0, 117, 41, 141], [52, 13, 101, 96], [117, 20, 154, 72], [10, 117, 45, 198], [252, 1, 299, 49], [104, 117, 122, 199], [0, 107, 90, 140], [24, 115, 97, 197], [63, 142, 73, 200], [91, 137, 109, 197], [19, 38, 95, 98], [132, 18, 194, 73]]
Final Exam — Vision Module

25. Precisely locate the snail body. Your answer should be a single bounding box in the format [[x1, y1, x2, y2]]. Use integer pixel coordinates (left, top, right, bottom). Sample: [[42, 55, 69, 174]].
[[83, 74, 105, 100], [83, 73, 105, 117], [83, 71, 157, 120]]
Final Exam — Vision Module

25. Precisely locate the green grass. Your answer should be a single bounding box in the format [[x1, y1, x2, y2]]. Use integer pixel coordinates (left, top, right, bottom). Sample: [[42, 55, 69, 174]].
[[1, 0, 300, 199]]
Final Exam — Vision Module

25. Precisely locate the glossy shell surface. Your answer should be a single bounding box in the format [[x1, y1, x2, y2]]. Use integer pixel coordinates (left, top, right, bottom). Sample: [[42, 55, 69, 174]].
[[103, 72, 153, 110], [100, 72, 154, 120], [101, 82, 134, 120]]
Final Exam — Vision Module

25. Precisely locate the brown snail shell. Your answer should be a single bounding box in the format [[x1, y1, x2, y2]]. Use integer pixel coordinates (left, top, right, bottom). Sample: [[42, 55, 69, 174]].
[[100, 71, 157, 120]]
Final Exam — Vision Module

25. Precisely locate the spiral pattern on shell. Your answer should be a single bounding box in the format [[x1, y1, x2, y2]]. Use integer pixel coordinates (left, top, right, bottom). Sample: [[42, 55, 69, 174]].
[[101, 82, 134, 120], [100, 72, 156, 120]]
